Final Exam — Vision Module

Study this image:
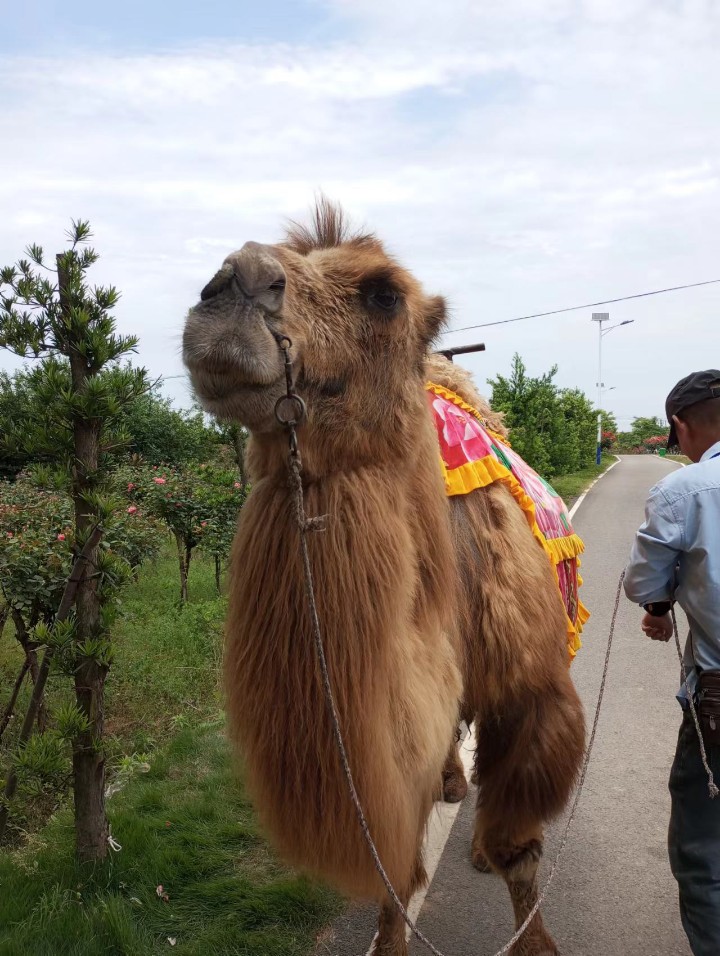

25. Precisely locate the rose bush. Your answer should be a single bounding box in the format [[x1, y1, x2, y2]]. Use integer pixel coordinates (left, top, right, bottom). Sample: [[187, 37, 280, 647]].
[[115, 462, 245, 601], [0, 473, 162, 629]]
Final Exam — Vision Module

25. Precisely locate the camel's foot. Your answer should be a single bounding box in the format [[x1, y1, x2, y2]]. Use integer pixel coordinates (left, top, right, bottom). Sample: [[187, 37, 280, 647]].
[[477, 830, 557, 955], [510, 926, 558, 956], [441, 737, 468, 803], [442, 765, 468, 803], [503, 841, 557, 956], [371, 854, 425, 956], [470, 843, 493, 873], [370, 939, 408, 956], [371, 910, 408, 956]]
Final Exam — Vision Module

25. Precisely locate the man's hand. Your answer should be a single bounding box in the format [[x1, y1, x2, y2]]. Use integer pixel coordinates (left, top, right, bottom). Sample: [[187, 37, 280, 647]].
[[642, 611, 673, 642]]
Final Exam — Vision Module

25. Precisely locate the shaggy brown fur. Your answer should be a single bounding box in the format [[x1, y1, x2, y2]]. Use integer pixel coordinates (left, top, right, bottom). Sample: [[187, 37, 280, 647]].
[[183, 201, 585, 955]]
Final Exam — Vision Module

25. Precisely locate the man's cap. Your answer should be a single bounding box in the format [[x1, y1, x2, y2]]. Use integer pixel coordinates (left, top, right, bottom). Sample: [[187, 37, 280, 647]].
[[666, 369, 720, 448]]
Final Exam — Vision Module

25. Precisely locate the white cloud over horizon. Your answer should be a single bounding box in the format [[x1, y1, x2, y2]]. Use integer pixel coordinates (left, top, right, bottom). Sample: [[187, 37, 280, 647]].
[[1, 0, 719, 424]]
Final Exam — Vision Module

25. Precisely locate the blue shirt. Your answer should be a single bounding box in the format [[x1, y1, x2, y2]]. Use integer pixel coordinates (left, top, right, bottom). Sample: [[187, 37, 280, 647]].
[[624, 441, 720, 700]]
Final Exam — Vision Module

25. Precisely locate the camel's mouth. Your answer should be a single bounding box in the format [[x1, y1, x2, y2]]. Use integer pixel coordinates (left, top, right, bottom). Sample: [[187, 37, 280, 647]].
[[183, 304, 291, 429], [186, 360, 288, 428], [185, 341, 280, 388]]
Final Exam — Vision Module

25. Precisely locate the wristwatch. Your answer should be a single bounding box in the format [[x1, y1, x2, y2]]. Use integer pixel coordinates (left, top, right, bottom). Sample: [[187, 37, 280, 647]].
[[643, 601, 673, 617]]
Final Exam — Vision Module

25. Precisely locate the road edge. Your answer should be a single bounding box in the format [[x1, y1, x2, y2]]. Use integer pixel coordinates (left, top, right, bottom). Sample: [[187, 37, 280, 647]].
[[568, 455, 622, 520]]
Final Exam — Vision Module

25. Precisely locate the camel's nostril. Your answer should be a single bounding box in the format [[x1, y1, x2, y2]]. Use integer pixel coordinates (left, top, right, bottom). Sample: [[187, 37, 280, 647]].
[[200, 263, 234, 302], [222, 242, 287, 312]]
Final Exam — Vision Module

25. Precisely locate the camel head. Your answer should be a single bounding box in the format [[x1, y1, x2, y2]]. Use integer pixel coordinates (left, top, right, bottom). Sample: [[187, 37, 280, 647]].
[[183, 201, 447, 472]]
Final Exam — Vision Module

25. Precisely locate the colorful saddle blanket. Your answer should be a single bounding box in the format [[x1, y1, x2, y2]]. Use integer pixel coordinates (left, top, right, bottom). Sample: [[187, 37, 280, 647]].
[[427, 382, 589, 660]]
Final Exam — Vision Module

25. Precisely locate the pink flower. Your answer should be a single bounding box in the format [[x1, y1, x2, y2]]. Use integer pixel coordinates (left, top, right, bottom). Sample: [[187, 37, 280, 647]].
[[153, 477, 167, 485], [127, 506, 138, 515], [233, 482, 242, 489], [57, 533, 65, 541]]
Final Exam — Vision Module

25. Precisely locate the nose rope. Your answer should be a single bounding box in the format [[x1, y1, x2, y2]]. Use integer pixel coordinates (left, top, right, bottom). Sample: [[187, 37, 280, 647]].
[[671, 605, 719, 798]]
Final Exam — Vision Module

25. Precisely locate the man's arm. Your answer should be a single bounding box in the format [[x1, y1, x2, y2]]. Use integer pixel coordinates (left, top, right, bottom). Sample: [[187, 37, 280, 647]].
[[624, 485, 683, 606]]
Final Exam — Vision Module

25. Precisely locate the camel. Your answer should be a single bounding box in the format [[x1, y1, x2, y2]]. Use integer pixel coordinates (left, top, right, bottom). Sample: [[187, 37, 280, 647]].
[[183, 201, 586, 956]]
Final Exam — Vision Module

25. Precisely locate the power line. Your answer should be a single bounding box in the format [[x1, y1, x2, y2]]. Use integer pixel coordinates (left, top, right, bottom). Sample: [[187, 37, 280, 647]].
[[444, 278, 720, 335]]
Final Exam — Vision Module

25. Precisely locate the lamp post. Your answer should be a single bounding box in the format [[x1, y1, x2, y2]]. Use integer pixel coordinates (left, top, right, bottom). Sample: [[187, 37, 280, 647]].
[[591, 313, 634, 465]]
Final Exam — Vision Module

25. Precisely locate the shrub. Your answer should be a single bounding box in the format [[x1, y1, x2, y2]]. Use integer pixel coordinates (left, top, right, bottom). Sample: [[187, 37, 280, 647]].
[[117, 463, 245, 601], [0, 222, 149, 858]]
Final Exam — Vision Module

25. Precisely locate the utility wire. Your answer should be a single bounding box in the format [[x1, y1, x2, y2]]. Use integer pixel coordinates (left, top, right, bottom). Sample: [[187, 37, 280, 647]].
[[444, 278, 720, 335]]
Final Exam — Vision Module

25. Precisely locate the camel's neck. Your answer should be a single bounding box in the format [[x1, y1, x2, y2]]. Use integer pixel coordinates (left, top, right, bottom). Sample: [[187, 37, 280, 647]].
[[230, 410, 455, 669], [246, 388, 435, 485], [232, 400, 454, 659]]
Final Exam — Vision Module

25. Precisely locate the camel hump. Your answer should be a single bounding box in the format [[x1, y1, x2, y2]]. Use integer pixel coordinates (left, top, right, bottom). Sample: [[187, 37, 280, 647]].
[[425, 352, 508, 438]]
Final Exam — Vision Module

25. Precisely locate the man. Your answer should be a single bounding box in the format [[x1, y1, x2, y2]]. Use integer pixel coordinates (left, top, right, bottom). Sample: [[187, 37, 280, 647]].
[[625, 369, 720, 956]]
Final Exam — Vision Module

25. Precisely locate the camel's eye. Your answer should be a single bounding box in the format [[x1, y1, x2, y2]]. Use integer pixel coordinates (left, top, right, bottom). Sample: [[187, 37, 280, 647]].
[[371, 289, 398, 311], [362, 280, 400, 315]]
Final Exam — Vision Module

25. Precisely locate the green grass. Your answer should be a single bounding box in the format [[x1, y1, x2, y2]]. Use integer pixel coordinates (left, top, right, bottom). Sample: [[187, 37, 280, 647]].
[[0, 725, 342, 955], [1, 543, 343, 953], [105, 545, 225, 752], [1, 541, 225, 762], [550, 453, 616, 502]]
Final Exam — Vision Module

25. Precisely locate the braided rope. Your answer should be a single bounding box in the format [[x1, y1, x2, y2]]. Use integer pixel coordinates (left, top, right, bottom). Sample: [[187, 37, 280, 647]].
[[670, 607, 719, 799]]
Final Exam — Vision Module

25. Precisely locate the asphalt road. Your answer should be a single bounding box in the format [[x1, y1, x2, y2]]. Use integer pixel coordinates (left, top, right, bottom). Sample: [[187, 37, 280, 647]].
[[321, 455, 692, 956]]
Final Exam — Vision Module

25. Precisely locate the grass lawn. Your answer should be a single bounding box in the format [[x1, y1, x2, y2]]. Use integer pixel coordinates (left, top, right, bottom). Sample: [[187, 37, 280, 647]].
[[1, 544, 225, 772], [0, 542, 342, 954], [0, 724, 342, 955], [550, 453, 616, 503]]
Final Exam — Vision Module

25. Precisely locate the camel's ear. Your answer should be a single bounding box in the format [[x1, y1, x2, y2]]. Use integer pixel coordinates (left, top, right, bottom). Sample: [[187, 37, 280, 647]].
[[421, 295, 448, 348]]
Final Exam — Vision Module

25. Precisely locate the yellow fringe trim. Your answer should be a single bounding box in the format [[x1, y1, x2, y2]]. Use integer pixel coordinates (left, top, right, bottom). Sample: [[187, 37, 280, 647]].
[[429, 383, 589, 660]]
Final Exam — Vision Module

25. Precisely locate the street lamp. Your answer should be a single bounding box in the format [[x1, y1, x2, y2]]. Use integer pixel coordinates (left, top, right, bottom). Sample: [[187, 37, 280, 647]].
[[591, 313, 635, 464]]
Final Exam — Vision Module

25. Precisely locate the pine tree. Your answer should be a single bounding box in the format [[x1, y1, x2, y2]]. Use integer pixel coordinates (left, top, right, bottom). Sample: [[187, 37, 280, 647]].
[[0, 222, 148, 861]]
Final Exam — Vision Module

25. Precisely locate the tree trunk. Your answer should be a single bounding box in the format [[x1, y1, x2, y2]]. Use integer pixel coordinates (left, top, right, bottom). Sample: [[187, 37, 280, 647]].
[[72, 657, 109, 861], [11, 609, 47, 733], [185, 544, 192, 602], [0, 660, 29, 742], [70, 409, 108, 862], [61, 252, 109, 863], [175, 533, 189, 604]]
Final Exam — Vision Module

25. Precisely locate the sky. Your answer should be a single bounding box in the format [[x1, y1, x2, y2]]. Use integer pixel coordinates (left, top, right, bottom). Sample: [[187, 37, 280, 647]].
[[1, 0, 719, 430]]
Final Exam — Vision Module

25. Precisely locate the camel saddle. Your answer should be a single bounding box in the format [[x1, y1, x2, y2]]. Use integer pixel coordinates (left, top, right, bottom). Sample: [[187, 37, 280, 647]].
[[427, 382, 589, 660]]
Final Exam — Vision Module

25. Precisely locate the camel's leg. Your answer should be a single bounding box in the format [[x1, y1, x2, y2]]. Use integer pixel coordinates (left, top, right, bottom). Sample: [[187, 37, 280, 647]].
[[469, 686, 582, 955], [470, 821, 492, 873], [441, 732, 468, 803], [473, 807, 557, 955], [371, 855, 427, 956]]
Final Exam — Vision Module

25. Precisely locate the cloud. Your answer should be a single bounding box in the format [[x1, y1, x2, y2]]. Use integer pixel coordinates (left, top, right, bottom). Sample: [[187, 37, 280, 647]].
[[1, 1, 719, 422]]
